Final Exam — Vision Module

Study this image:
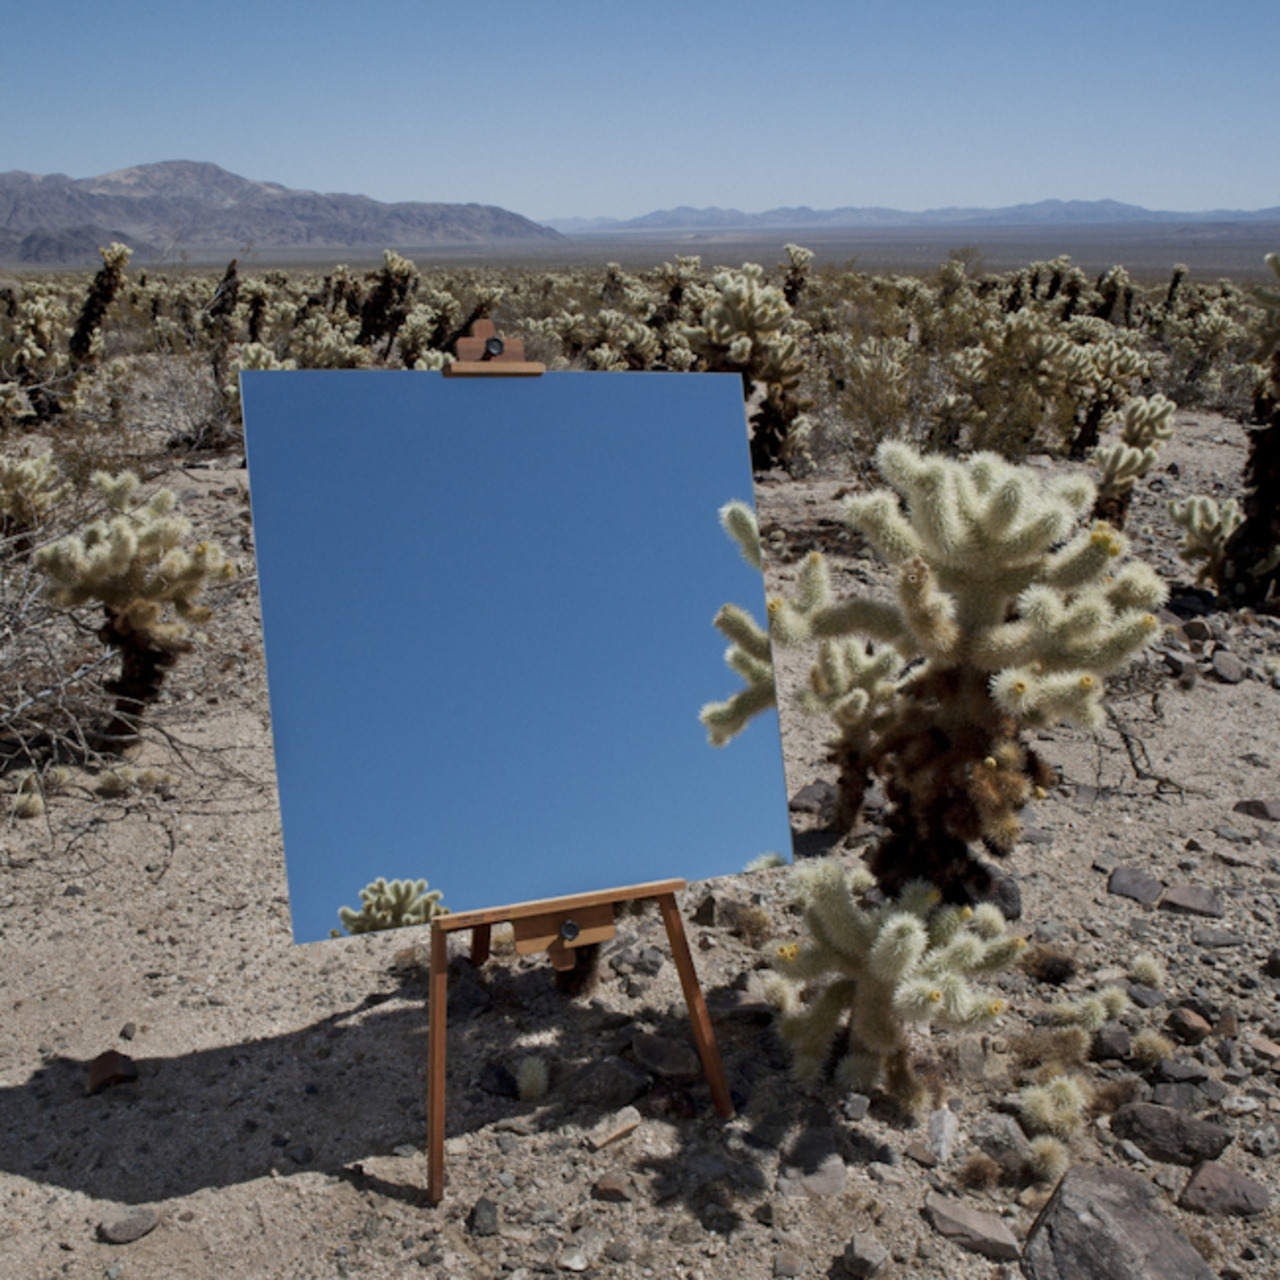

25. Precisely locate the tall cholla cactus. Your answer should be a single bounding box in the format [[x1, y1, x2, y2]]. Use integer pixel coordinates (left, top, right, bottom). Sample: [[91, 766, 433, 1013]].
[[684, 262, 809, 470], [704, 442, 1167, 901], [34, 470, 234, 740], [765, 860, 1024, 1111], [1218, 251, 1280, 607], [333, 877, 448, 935], [0, 451, 70, 541], [69, 243, 132, 364], [1092, 393, 1176, 526]]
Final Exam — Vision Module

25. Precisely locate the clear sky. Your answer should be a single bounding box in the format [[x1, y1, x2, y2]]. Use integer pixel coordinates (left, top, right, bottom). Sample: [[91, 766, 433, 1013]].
[[241, 371, 792, 945], [6, 2, 1277, 222]]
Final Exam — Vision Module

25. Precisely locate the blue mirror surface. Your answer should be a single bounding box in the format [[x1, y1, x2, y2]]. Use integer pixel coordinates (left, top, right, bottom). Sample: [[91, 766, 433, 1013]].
[[241, 370, 791, 944]]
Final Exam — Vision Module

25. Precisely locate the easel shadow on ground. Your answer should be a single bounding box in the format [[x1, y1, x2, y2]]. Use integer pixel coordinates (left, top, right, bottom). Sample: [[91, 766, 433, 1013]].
[[0, 950, 913, 1229]]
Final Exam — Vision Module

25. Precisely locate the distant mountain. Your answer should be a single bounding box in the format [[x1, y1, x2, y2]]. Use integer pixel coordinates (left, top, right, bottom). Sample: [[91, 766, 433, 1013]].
[[543, 199, 1280, 235], [0, 161, 562, 264]]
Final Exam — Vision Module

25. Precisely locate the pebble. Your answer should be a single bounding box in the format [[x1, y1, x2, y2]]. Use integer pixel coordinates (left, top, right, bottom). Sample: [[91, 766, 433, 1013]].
[[87, 1049, 138, 1095], [584, 1104, 641, 1151], [1108, 867, 1162, 905], [467, 1196, 499, 1237], [842, 1233, 889, 1277], [97, 1207, 159, 1244]]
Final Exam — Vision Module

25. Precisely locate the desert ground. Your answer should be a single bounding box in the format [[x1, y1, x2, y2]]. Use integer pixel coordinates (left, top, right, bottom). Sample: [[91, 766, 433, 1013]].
[[1, 404, 1278, 1280]]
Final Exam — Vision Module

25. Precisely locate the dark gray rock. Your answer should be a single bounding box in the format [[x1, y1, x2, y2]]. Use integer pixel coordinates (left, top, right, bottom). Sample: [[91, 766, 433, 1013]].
[[970, 1111, 1032, 1174], [478, 1061, 518, 1097], [97, 1208, 159, 1245], [1159, 886, 1225, 918], [1211, 650, 1247, 683], [87, 1049, 138, 1095], [1152, 1083, 1205, 1112], [1233, 798, 1280, 822], [1127, 983, 1165, 1009], [1213, 823, 1253, 843], [922, 1191, 1020, 1260], [1179, 1161, 1271, 1216], [1156, 1058, 1210, 1083], [467, 1196, 499, 1237], [1244, 1123, 1279, 1158], [1022, 1165, 1214, 1279], [1191, 926, 1245, 947], [789, 780, 838, 817], [568, 1056, 650, 1108], [1093, 1023, 1132, 1061], [1166, 1007, 1213, 1044], [1108, 867, 1162, 905], [1263, 948, 1280, 979], [1110, 1103, 1232, 1165]]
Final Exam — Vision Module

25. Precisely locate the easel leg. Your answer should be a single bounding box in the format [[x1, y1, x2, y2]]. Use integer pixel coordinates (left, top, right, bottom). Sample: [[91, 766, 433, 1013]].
[[471, 923, 491, 966], [657, 893, 735, 1120], [427, 921, 449, 1205]]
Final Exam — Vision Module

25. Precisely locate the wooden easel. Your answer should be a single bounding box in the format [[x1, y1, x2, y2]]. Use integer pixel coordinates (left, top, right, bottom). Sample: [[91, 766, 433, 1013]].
[[426, 879, 734, 1204], [425, 332, 733, 1203]]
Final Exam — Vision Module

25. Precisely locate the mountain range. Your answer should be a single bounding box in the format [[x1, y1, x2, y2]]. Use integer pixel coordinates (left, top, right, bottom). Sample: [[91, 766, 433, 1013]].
[[545, 199, 1280, 235], [0, 161, 562, 264]]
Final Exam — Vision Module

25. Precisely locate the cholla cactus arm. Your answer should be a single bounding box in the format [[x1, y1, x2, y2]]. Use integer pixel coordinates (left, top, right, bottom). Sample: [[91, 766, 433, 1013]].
[[1168, 495, 1244, 585], [336, 877, 448, 934], [718, 499, 762, 570], [767, 859, 1021, 1110], [699, 602, 775, 746]]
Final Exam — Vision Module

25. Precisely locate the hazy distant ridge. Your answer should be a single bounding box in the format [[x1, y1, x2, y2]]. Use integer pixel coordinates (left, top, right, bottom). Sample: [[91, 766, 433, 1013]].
[[546, 199, 1280, 235], [0, 161, 562, 264]]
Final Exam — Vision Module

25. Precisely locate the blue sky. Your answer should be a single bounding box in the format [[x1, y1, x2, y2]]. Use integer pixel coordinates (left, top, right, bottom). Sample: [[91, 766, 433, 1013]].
[[241, 371, 791, 944], [7, 2, 1278, 221]]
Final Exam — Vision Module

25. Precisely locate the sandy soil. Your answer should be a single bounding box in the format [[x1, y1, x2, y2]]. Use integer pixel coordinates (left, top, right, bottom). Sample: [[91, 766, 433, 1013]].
[[1, 410, 1277, 1279]]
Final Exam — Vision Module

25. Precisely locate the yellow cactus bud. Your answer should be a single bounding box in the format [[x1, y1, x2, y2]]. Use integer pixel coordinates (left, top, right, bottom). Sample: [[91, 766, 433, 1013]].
[[1034, 785, 1048, 800], [960, 906, 973, 919], [777, 942, 799, 961], [988, 999, 1007, 1016], [983, 756, 998, 769], [1078, 674, 1096, 691]]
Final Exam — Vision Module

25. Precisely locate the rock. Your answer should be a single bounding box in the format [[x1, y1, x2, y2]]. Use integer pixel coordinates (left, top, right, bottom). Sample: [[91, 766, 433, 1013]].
[[118, 1022, 136, 1041], [1244, 1123, 1279, 1158], [97, 1208, 159, 1245], [87, 1050, 138, 1095], [1264, 948, 1280, 979], [1166, 1008, 1213, 1045], [448, 959, 494, 1020], [1157, 1058, 1210, 1083], [691, 893, 717, 926], [842, 1233, 890, 1277], [789, 780, 838, 817], [1110, 1103, 1232, 1166], [1126, 982, 1165, 1009], [1233, 798, 1280, 822], [1022, 1165, 1214, 1280], [1250, 1034, 1280, 1063], [558, 1227, 607, 1271], [1191, 927, 1245, 947], [772, 1249, 805, 1277], [584, 1104, 641, 1152], [1108, 867, 1162, 905], [922, 1191, 1020, 1260], [1179, 1162, 1271, 1216], [1159, 886, 1225, 918], [842, 1092, 870, 1121], [1211, 650, 1247, 683], [971, 1112, 1033, 1174], [467, 1196, 499, 1237], [568, 1057, 650, 1108], [1151, 1083, 1204, 1112], [631, 1032, 700, 1082], [285, 1144, 313, 1164], [905, 1141, 936, 1168], [1093, 1023, 1132, 1061], [927, 1107, 960, 1163], [591, 1172, 632, 1202], [1164, 651, 1198, 684], [977, 867, 1022, 920]]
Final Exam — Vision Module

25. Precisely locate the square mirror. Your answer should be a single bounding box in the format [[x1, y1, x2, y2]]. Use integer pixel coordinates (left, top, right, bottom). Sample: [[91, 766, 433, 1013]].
[[241, 370, 791, 944]]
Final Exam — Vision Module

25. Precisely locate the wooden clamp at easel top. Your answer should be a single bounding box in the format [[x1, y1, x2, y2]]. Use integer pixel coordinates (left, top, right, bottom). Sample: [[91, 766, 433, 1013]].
[[425, 879, 734, 1204], [443, 318, 545, 376]]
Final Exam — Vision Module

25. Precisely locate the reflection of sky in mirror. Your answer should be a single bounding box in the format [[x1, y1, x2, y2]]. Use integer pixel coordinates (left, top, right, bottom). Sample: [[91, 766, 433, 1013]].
[[241, 371, 791, 944]]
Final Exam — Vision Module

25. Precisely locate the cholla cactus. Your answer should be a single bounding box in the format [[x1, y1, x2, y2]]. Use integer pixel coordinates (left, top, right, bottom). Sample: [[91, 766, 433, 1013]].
[[34, 470, 234, 740], [1218, 251, 1280, 606], [69, 243, 132, 364], [706, 442, 1167, 900], [0, 451, 70, 541], [764, 859, 1023, 1112], [1168, 494, 1243, 587], [1092, 393, 1176, 526], [1020, 1073, 1090, 1139], [684, 263, 808, 468], [334, 877, 448, 934]]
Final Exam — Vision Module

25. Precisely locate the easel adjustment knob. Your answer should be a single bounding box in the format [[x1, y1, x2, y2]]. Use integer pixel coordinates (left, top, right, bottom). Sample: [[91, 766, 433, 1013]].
[[559, 919, 580, 942], [483, 336, 505, 359]]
